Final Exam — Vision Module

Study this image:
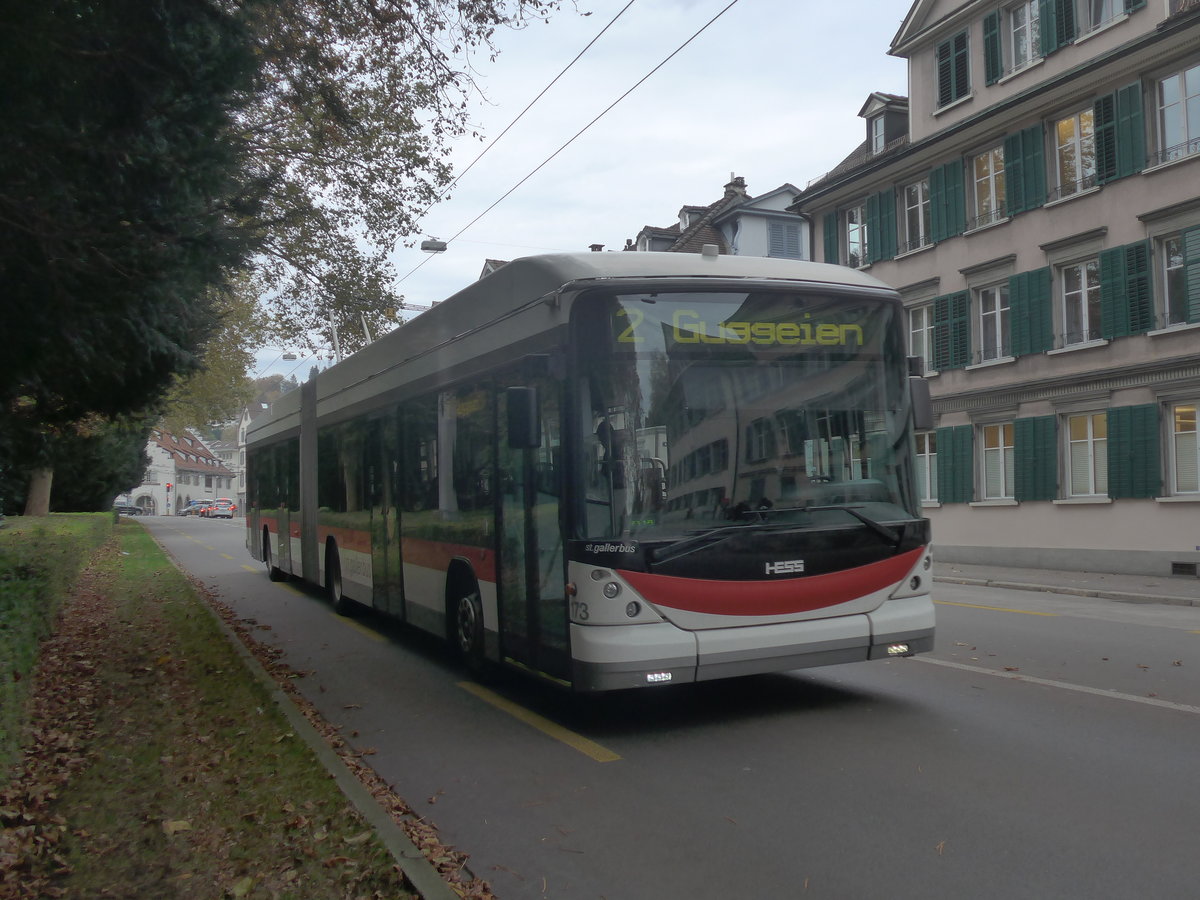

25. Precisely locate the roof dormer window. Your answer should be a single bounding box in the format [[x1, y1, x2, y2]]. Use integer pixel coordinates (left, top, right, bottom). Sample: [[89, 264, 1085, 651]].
[[869, 115, 886, 154]]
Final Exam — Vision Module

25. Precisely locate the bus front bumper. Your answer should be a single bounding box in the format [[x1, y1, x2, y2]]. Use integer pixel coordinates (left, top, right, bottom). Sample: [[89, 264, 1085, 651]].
[[569, 595, 935, 692]]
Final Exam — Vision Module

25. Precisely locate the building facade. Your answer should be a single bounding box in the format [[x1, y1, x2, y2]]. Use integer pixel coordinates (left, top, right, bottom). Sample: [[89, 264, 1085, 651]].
[[627, 175, 809, 259], [123, 428, 235, 515], [793, 0, 1200, 575]]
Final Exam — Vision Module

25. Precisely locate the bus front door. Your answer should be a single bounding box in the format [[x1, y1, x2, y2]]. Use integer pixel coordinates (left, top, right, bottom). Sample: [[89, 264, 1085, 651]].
[[498, 381, 570, 682]]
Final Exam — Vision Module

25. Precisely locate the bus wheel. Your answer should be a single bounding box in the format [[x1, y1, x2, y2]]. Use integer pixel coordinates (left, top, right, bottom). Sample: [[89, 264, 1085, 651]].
[[264, 530, 285, 582], [326, 544, 353, 616], [454, 589, 486, 677]]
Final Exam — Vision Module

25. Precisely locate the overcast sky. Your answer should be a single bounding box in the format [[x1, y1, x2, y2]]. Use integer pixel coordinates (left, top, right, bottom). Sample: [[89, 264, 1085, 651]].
[[256, 0, 911, 379]]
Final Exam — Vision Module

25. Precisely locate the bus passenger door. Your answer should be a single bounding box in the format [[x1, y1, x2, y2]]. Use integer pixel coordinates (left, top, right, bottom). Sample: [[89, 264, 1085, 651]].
[[498, 379, 569, 681], [367, 416, 405, 618]]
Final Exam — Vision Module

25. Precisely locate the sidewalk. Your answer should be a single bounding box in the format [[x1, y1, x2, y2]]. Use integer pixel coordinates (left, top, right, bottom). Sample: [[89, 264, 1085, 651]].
[[933, 561, 1200, 607]]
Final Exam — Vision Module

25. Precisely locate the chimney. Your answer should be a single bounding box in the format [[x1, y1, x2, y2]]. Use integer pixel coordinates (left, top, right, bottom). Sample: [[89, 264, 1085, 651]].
[[589, 243, 604, 252], [723, 174, 748, 198]]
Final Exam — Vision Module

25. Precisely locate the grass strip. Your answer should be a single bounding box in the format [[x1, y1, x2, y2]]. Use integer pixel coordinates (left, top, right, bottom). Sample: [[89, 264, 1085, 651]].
[[1, 523, 419, 899]]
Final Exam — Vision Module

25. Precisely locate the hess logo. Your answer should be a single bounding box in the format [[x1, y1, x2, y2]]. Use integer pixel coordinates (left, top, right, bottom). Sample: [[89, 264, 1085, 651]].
[[765, 559, 805, 575]]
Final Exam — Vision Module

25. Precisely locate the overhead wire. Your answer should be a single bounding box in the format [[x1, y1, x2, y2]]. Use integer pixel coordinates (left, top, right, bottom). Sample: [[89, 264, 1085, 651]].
[[395, 0, 744, 289]]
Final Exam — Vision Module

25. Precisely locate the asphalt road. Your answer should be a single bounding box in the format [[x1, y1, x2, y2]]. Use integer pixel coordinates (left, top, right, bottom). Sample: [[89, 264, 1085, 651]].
[[142, 516, 1200, 900]]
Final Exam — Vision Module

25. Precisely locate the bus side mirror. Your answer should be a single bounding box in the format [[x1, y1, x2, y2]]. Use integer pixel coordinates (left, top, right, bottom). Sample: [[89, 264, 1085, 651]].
[[909, 376, 933, 431], [506, 386, 541, 449]]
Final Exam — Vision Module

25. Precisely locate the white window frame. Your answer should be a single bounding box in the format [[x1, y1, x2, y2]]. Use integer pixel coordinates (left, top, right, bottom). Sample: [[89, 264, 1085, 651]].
[[982, 423, 1015, 500], [902, 179, 931, 253], [916, 432, 938, 502], [1060, 258, 1102, 345], [977, 284, 1011, 362], [1053, 108, 1097, 200], [1066, 412, 1108, 497], [908, 305, 936, 372], [869, 115, 886, 154], [1082, 0, 1120, 33], [1157, 62, 1200, 164], [1009, 0, 1041, 72], [1171, 402, 1199, 494], [971, 146, 1006, 228], [846, 201, 868, 269]]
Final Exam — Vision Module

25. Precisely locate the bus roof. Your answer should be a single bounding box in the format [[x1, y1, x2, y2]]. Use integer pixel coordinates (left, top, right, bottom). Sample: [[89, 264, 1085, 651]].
[[249, 252, 897, 444]]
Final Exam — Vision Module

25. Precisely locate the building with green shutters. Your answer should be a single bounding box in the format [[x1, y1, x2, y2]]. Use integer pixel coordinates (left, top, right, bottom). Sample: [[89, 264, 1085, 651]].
[[791, 0, 1200, 576]]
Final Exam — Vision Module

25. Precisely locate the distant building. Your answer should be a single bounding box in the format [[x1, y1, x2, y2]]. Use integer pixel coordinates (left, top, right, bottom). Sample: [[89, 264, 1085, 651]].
[[790, 0, 1200, 576], [625, 175, 809, 259], [125, 428, 235, 515]]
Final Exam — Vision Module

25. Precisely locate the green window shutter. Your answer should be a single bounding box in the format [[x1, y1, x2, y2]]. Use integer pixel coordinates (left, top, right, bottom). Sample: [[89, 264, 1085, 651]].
[[930, 160, 965, 242], [867, 188, 897, 262], [1107, 405, 1161, 499], [1014, 416, 1057, 501], [823, 212, 839, 264], [936, 32, 970, 107], [1004, 125, 1046, 215], [936, 425, 974, 503], [1100, 241, 1153, 339], [1114, 82, 1146, 179], [1183, 225, 1200, 323], [1056, 0, 1076, 49], [865, 194, 881, 264], [983, 11, 1003, 85], [1009, 268, 1053, 355], [932, 291, 971, 370], [1096, 82, 1145, 183]]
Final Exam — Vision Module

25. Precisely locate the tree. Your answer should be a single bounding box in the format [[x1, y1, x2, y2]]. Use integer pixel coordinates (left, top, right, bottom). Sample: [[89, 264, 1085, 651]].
[[0, 0, 261, 514], [232, 0, 563, 354]]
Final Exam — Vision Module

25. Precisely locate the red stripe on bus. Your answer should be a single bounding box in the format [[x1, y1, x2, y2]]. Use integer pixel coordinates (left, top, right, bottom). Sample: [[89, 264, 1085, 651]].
[[401, 536, 497, 583], [317, 524, 372, 555], [617, 547, 924, 617]]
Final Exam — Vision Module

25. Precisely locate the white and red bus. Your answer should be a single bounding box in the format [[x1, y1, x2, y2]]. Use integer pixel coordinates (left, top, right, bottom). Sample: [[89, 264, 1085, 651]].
[[246, 251, 935, 691]]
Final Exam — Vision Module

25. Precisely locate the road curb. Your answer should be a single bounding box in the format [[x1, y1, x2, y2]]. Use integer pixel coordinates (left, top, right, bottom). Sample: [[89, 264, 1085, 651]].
[[934, 575, 1200, 608]]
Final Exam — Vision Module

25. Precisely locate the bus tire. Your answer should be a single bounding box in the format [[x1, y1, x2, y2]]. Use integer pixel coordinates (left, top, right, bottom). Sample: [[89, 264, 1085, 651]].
[[264, 530, 285, 582], [453, 587, 487, 678], [326, 543, 353, 616]]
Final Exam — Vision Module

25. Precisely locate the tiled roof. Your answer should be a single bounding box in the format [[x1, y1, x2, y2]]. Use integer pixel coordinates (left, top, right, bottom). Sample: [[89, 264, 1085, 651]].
[[152, 429, 233, 476]]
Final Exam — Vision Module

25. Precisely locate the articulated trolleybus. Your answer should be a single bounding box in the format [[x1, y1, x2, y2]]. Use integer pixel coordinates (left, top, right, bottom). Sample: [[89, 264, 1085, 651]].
[[246, 250, 935, 691]]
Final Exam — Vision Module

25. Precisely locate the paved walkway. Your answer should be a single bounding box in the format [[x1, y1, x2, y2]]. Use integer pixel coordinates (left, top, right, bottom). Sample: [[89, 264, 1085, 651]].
[[933, 561, 1200, 607]]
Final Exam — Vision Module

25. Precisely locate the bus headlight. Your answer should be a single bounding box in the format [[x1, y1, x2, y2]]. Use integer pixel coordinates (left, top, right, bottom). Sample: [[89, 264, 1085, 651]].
[[603, 581, 622, 599], [625, 600, 641, 617]]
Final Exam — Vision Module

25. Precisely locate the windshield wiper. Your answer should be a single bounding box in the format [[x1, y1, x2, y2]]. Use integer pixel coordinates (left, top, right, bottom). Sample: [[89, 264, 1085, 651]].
[[801, 504, 902, 545], [650, 522, 802, 565]]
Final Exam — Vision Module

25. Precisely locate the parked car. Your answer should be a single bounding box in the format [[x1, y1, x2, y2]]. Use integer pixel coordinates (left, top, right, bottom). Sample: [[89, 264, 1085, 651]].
[[207, 498, 237, 519], [114, 504, 141, 516]]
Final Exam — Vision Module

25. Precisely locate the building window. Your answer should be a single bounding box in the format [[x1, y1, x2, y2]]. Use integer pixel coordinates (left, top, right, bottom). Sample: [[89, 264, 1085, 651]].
[[971, 146, 1006, 228], [869, 115, 886, 154], [768, 222, 802, 259], [1082, 0, 1119, 32], [982, 423, 1015, 499], [1157, 62, 1200, 163], [1162, 228, 1200, 327], [909, 305, 935, 372], [1067, 412, 1108, 496], [936, 31, 970, 107], [978, 284, 1011, 361], [1061, 259, 1102, 345], [846, 202, 868, 268], [1010, 1, 1041, 70], [902, 179, 931, 252], [1053, 109, 1096, 199], [1171, 403, 1198, 493], [916, 432, 938, 502]]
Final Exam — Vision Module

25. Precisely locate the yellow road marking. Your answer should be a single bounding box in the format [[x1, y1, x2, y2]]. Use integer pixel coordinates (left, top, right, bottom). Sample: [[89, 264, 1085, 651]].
[[241, 565, 259, 573], [338, 617, 386, 643], [458, 682, 621, 763], [935, 600, 1057, 616], [221, 553, 235, 560]]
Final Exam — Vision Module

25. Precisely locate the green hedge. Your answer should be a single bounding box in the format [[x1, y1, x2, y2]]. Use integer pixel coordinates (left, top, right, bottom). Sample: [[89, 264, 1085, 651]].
[[0, 514, 113, 776]]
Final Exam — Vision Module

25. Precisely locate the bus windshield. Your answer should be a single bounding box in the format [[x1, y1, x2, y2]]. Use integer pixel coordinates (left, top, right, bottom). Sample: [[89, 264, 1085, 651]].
[[571, 286, 919, 542]]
